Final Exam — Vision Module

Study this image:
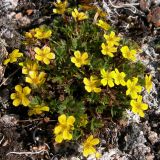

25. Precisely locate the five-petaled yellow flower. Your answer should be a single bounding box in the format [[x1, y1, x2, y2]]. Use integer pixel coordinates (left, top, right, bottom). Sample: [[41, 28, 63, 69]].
[[101, 43, 117, 57], [34, 46, 55, 65], [112, 68, 126, 86], [96, 8, 107, 18], [121, 46, 137, 61], [54, 114, 75, 143], [104, 31, 120, 46], [145, 74, 153, 93], [28, 104, 49, 116], [82, 135, 100, 157], [71, 50, 89, 68], [25, 71, 46, 87], [10, 85, 31, 107], [72, 8, 88, 21], [25, 29, 36, 39], [83, 76, 101, 93], [96, 20, 110, 31], [3, 49, 23, 65], [130, 95, 148, 117], [100, 69, 115, 87], [53, 0, 68, 14], [34, 25, 52, 39], [126, 77, 142, 99], [20, 60, 38, 75]]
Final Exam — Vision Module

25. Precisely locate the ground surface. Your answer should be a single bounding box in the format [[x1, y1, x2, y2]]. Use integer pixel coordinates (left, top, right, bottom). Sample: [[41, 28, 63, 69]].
[[0, 0, 160, 160]]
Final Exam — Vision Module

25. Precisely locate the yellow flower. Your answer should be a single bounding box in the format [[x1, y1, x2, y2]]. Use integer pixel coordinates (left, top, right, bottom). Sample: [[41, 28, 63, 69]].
[[96, 8, 107, 18], [54, 114, 75, 143], [71, 50, 89, 68], [100, 69, 115, 87], [112, 68, 126, 86], [25, 29, 36, 39], [34, 25, 52, 39], [34, 46, 55, 65], [101, 43, 117, 57], [130, 95, 148, 117], [25, 71, 46, 86], [20, 60, 38, 75], [120, 46, 137, 61], [96, 20, 111, 31], [72, 8, 88, 21], [145, 74, 153, 93], [104, 31, 120, 46], [3, 49, 23, 65], [126, 77, 142, 99], [78, 114, 88, 127], [53, 0, 68, 14], [83, 76, 101, 93], [82, 135, 100, 157], [28, 104, 49, 116], [10, 85, 31, 107]]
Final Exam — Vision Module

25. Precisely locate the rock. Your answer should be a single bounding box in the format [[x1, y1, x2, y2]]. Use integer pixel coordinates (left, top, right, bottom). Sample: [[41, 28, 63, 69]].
[[147, 7, 160, 27], [100, 148, 129, 160], [0, 0, 18, 10], [148, 131, 158, 144], [140, 0, 151, 12], [131, 144, 153, 160], [0, 114, 18, 127], [151, 0, 160, 5], [117, 124, 154, 160]]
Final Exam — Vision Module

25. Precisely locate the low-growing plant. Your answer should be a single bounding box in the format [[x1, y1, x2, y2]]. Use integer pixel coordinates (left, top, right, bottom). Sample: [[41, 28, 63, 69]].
[[3, 0, 153, 158]]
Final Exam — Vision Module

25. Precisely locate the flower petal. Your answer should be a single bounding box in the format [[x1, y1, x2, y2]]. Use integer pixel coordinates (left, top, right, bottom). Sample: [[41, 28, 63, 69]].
[[22, 68, 28, 74], [90, 138, 100, 145], [29, 71, 37, 79], [85, 86, 92, 92], [63, 130, 72, 140], [83, 148, 90, 157], [43, 46, 50, 54], [108, 80, 114, 87], [138, 110, 145, 117], [71, 57, 77, 64], [141, 104, 148, 110], [22, 97, 30, 106], [86, 135, 93, 142], [83, 78, 89, 85], [82, 52, 88, 59], [13, 98, 21, 106], [25, 77, 33, 84], [74, 51, 81, 58], [47, 52, 55, 59], [43, 58, 50, 65], [23, 86, 31, 95], [67, 116, 75, 125], [54, 125, 62, 135], [10, 93, 16, 99], [93, 87, 101, 93], [35, 55, 43, 61], [15, 85, 22, 92], [121, 46, 129, 54], [101, 79, 107, 86], [3, 59, 10, 65], [131, 106, 138, 114], [55, 134, 63, 143], [34, 47, 42, 55], [58, 114, 66, 124], [41, 106, 49, 112]]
